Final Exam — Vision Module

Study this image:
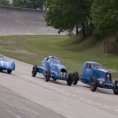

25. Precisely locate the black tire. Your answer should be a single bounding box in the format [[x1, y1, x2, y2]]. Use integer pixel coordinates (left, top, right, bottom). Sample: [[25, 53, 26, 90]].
[[73, 72, 79, 85], [113, 80, 118, 95], [7, 69, 12, 74], [90, 78, 98, 92], [44, 70, 50, 82], [0, 69, 2, 72], [32, 65, 37, 77], [67, 73, 73, 86], [53, 78, 57, 81]]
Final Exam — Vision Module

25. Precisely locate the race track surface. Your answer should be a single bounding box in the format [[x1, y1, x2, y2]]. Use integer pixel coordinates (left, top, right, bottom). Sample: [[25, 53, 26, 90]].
[[0, 85, 65, 118], [0, 57, 118, 118], [0, 7, 60, 36]]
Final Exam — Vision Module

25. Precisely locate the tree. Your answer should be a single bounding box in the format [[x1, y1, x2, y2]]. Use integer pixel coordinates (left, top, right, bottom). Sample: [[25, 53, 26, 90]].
[[33, 0, 46, 9], [12, 0, 30, 8], [91, 0, 118, 36], [0, 0, 10, 6], [45, 0, 92, 37]]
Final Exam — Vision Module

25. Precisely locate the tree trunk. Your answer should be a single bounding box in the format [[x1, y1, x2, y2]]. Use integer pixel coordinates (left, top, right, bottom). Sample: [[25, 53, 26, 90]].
[[75, 25, 79, 35], [82, 27, 86, 37], [81, 19, 86, 37]]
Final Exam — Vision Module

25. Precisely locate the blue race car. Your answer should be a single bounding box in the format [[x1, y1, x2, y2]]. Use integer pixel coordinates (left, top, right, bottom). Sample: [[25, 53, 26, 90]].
[[81, 61, 118, 94], [32, 56, 79, 86], [0, 55, 15, 74]]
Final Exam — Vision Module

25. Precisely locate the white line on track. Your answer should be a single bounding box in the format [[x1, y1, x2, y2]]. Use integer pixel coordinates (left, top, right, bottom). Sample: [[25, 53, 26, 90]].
[[72, 94, 77, 97], [64, 92, 71, 96], [114, 109, 118, 112], [79, 97, 93, 104], [59, 90, 65, 93], [103, 106, 110, 109], [79, 97, 87, 101], [45, 85, 53, 88], [40, 83, 73, 96], [37, 81, 41, 84], [43, 83, 47, 86], [85, 100, 93, 103], [94, 103, 102, 106], [6, 109, 13, 113], [6, 109, 22, 118], [15, 115, 22, 118]]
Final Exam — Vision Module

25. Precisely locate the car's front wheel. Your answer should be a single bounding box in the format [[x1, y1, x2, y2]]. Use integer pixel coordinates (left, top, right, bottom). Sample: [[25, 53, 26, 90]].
[[32, 65, 37, 77], [113, 80, 118, 95], [67, 73, 73, 86], [53, 78, 57, 81], [90, 78, 98, 92], [73, 72, 79, 85], [44, 70, 50, 82]]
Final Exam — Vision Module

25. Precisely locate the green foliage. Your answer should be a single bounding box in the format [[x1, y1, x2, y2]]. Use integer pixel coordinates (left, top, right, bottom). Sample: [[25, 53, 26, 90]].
[[45, 0, 91, 36], [91, 0, 118, 36], [12, 0, 46, 9], [45, 0, 118, 38], [12, 0, 30, 8], [0, 0, 10, 6]]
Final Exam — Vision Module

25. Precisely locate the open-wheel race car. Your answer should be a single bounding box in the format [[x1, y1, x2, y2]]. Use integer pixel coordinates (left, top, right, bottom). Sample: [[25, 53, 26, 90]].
[[81, 61, 118, 95], [0, 55, 15, 74], [32, 56, 79, 86]]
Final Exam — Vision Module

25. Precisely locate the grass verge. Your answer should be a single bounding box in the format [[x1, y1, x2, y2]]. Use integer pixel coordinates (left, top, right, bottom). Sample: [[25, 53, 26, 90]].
[[0, 35, 118, 80]]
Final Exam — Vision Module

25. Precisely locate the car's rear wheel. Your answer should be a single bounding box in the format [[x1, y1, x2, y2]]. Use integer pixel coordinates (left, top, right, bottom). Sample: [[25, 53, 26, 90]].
[[90, 78, 98, 92], [0, 69, 2, 72], [73, 72, 79, 85], [67, 73, 73, 86], [32, 65, 37, 77], [7, 69, 12, 74], [44, 70, 50, 82], [113, 80, 118, 95]]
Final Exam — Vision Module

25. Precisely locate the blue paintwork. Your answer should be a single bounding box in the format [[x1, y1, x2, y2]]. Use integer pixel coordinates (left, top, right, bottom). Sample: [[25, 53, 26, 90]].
[[0, 56, 15, 71], [81, 61, 116, 90], [37, 56, 68, 80]]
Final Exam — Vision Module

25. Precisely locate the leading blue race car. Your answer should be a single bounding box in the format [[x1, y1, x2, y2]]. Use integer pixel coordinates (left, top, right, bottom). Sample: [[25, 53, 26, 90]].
[[81, 61, 118, 94], [0, 55, 15, 74], [32, 56, 79, 86]]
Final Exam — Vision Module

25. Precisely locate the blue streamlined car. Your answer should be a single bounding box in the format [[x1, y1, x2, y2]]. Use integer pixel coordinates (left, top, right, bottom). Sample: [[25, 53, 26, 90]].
[[32, 56, 79, 86], [0, 55, 15, 74], [81, 61, 118, 94]]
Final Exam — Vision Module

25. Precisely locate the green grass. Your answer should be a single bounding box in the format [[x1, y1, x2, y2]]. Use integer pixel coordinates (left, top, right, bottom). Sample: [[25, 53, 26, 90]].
[[0, 35, 118, 80]]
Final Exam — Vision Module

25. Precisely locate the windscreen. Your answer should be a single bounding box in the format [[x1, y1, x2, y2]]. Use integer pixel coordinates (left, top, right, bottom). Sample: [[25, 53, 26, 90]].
[[0, 56, 5, 61], [50, 57, 61, 64], [92, 63, 103, 69]]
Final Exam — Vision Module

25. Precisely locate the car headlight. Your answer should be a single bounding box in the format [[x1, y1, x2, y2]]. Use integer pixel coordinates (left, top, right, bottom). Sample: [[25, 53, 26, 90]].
[[60, 72, 66, 78], [98, 79, 104, 85]]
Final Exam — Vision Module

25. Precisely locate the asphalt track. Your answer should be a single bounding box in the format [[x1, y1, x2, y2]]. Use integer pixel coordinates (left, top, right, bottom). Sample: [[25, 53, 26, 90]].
[[0, 85, 65, 118], [0, 57, 118, 118], [0, 7, 60, 36]]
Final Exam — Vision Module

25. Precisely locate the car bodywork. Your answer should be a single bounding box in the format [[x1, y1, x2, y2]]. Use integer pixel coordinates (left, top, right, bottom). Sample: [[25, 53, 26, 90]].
[[81, 61, 118, 94], [32, 56, 79, 86], [0, 55, 15, 74]]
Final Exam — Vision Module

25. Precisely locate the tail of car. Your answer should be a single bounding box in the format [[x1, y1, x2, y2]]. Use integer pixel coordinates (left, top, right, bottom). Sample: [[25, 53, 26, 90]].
[[8, 60, 15, 70]]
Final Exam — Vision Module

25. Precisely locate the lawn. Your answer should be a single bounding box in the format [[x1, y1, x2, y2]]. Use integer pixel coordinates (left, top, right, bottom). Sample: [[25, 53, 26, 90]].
[[0, 35, 118, 80]]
